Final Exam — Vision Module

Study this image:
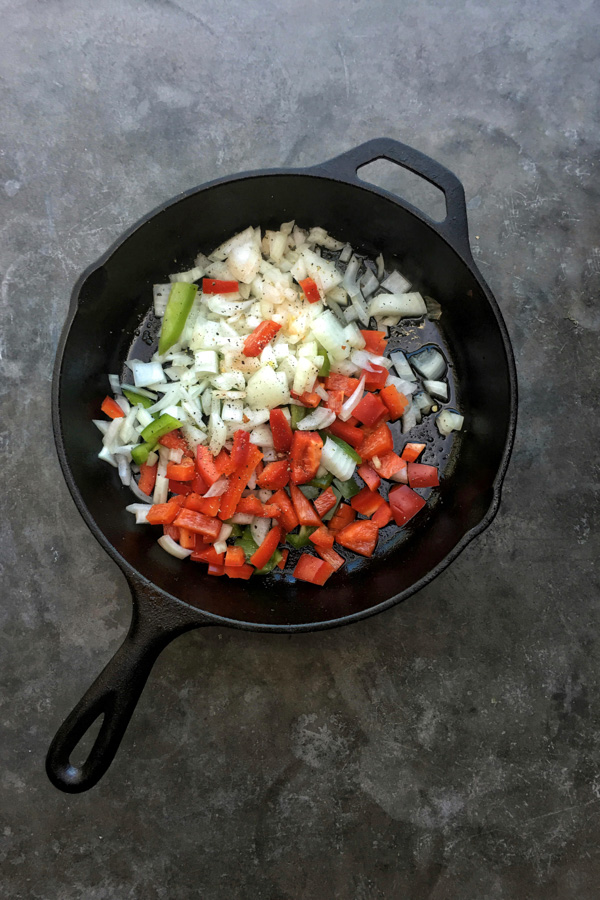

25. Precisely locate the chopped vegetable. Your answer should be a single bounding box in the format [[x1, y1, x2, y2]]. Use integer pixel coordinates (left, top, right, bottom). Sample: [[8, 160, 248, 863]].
[[101, 396, 125, 419], [401, 442, 426, 462], [293, 554, 335, 585], [158, 283, 198, 355], [243, 320, 282, 357], [290, 431, 323, 484], [335, 520, 379, 557], [388, 484, 426, 526]]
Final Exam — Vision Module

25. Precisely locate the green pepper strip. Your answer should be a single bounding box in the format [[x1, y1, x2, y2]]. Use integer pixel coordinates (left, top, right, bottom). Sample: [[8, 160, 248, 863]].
[[317, 342, 331, 377], [333, 477, 360, 499], [122, 388, 155, 409], [140, 413, 182, 444], [235, 527, 259, 561], [286, 525, 318, 550], [309, 471, 333, 490], [158, 283, 198, 355], [131, 441, 158, 466], [290, 405, 308, 430], [326, 433, 363, 464], [299, 485, 320, 500]]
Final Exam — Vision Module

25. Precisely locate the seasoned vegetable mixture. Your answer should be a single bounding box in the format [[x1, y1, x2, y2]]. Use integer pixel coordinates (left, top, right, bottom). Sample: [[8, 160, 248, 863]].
[[94, 223, 464, 584]]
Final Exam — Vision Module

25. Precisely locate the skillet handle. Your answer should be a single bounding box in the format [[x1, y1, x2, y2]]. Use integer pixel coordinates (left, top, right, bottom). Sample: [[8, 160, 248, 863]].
[[46, 585, 205, 793], [309, 137, 473, 260]]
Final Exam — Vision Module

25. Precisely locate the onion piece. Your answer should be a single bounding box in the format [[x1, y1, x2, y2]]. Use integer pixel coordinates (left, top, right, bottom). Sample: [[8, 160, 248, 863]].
[[390, 349, 417, 382], [249, 424, 274, 447], [128, 479, 154, 503], [153, 473, 169, 505], [381, 270, 411, 293], [368, 292, 427, 319], [116, 454, 131, 486], [203, 476, 229, 497], [158, 535, 193, 559], [350, 289, 370, 326], [320, 437, 356, 482], [339, 374, 366, 421], [126, 503, 151, 523], [423, 379, 448, 401], [413, 391, 434, 414], [385, 374, 417, 396], [315, 384, 329, 402], [360, 270, 379, 298], [93, 418, 110, 436], [153, 284, 171, 317], [350, 349, 392, 371], [231, 513, 255, 525], [436, 409, 464, 435], [410, 346, 446, 380], [339, 243, 353, 263], [297, 407, 336, 431], [108, 374, 121, 394], [127, 360, 166, 388], [251, 517, 271, 547], [98, 446, 117, 467]]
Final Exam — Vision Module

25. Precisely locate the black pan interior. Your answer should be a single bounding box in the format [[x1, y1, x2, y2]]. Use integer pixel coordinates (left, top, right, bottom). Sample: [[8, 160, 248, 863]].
[[57, 174, 513, 627]]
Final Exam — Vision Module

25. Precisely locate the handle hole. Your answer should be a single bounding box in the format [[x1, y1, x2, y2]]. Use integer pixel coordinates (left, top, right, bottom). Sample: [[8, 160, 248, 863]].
[[70, 713, 105, 769], [357, 159, 447, 223]]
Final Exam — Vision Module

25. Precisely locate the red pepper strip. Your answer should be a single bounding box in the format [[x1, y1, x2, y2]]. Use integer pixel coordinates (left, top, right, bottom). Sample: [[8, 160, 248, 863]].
[[407, 463, 439, 488], [289, 431, 323, 484], [225, 545, 246, 567], [185, 493, 220, 517], [257, 460, 289, 490], [360, 330, 388, 355], [250, 525, 282, 569], [138, 462, 157, 496], [168, 480, 193, 496], [309, 526, 334, 549], [196, 445, 221, 486], [277, 549, 289, 570], [353, 392, 387, 427], [374, 451, 405, 480], [362, 365, 388, 391], [379, 384, 409, 421], [326, 419, 364, 450], [401, 442, 427, 462], [315, 545, 345, 571], [159, 430, 194, 458], [359, 423, 394, 460], [191, 471, 209, 495], [324, 374, 360, 395], [357, 463, 381, 492], [289, 484, 322, 527], [291, 390, 321, 408], [178, 527, 196, 551], [388, 485, 426, 526], [328, 502, 356, 533], [225, 563, 254, 580], [371, 502, 393, 528], [299, 276, 321, 303], [243, 320, 282, 357], [191, 545, 224, 565], [293, 554, 334, 585], [313, 486, 338, 518], [235, 496, 264, 517], [172, 508, 222, 542], [101, 396, 125, 419], [166, 457, 196, 481], [218, 444, 263, 521], [163, 524, 180, 542], [207, 564, 226, 576], [214, 449, 236, 477], [146, 503, 180, 526], [271, 489, 300, 532], [324, 390, 344, 416], [231, 429, 250, 468], [335, 520, 379, 557], [350, 486, 386, 517], [269, 409, 293, 452], [202, 278, 239, 294]]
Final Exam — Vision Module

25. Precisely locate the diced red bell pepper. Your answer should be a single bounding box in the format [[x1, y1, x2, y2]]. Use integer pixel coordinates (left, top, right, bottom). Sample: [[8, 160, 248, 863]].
[[257, 459, 290, 490], [289, 484, 322, 527], [101, 396, 125, 419], [313, 486, 338, 518], [359, 423, 394, 460], [335, 520, 379, 557], [324, 374, 360, 395], [363, 365, 388, 390], [225, 545, 246, 567], [225, 563, 254, 580], [328, 502, 356, 533], [159, 430, 194, 458], [277, 549, 289, 570], [373, 451, 405, 480], [326, 419, 364, 450], [207, 564, 226, 576], [218, 444, 263, 521], [166, 457, 196, 481], [350, 486, 386, 517], [185, 493, 220, 517], [191, 544, 224, 565], [293, 554, 335, 585], [357, 463, 381, 492], [314, 545, 345, 571], [138, 461, 157, 496], [173, 508, 222, 542], [309, 526, 334, 549], [360, 330, 388, 355], [231, 429, 250, 468], [202, 278, 239, 294], [262, 503, 284, 519], [291, 390, 321, 408], [290, 431, 323, 484], [168, 480, 193, 496], [407, 462, 439, 488], [299, 276, 321, 303], [146, 503, 180, 526], [388, 484, 426, 526], [214, 448, 236, 477], [379, 384, 409, 421], [371, 502, 393, 528], [235, 495, 265, 517], [353, 392, 387, 427], [243, 320, 281, 357], [271, 489, 300, 532], [196, 445, 221, 486], [324, 389, 344, 416], [250, 525, 282, 569], [269, 408, 293, 452], [191, 471, 209, 495], [163, 524, 180, 542], [178, 527, 196, 550], [401, 442, 427, 462]]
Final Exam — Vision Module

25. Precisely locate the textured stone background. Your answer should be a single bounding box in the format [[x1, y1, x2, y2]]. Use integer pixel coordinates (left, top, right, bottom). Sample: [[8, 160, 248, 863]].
[[1, 0, 599, 897]]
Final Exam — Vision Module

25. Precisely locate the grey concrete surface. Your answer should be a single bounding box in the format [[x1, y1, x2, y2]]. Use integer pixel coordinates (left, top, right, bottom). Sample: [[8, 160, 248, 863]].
[[1, 0, 599, 897]]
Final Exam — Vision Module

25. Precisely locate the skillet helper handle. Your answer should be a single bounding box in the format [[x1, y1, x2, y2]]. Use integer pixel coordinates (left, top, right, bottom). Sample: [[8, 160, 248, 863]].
[[46, 598, 201, 793], [310, 137, 473, 260]]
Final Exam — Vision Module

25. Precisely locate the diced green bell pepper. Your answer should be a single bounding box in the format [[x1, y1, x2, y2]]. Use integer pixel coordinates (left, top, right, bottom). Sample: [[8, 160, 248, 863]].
[[158, 283, 198, 355], [309, 470, 334, 490], [140, 413, 182, 444], [290, 405, 307, 430], [226, 522, 243, 538], [235, 526, 259, 561], [333, 477, 360, 499], [317, 342, 331, 377], [286, 525, 318, 550], [131, 441, 158, 465], [122, 388, 154, 409], [299, 485, 320, 500]]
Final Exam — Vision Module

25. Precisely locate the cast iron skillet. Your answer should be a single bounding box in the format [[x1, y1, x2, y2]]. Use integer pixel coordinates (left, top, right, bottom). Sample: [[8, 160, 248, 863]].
[[47, 138, 517, 793]]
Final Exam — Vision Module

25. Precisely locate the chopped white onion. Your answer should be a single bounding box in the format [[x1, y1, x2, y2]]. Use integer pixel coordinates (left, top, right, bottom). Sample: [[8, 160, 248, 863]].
[[410, 346, 446, 380], [127, 360, 166, 388], [350, 349, 392, 371], [203, 476, 229, 497], [158, 535, 192, 559], [423, 379, 448, 401], [249, 424, 274, 447], [339, 374, 366, 421], [436, 409, 464, 435], [320, 437, 356, 482], [297, 407, 336, 430], [108, 374, 121, 394], [153, 473, 169, 505], [381, 270, 411, 294], [251, 517, 271, 547], [230, 512, 255, 525], [369, 292, 427, 319], [315, 384, 329, 402], [390, 350, 417, 382]]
